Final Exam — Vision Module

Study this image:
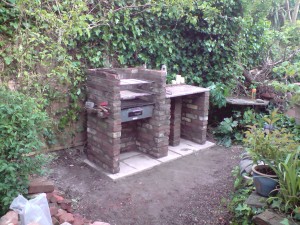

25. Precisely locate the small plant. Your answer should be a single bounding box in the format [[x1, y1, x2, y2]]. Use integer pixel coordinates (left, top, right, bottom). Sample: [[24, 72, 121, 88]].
[[244, 110, 297, 165], [268, 149, 300, 220], [0, 88, 50, 214], [213, 117, 238, 147]]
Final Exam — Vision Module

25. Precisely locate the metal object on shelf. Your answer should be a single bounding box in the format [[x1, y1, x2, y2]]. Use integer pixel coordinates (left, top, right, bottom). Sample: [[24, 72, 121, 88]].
[[121, 99, 154, 122]]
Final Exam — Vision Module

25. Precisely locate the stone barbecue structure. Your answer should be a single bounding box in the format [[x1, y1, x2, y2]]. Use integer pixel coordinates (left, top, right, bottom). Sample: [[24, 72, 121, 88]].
[[86, 68, 209, 174]]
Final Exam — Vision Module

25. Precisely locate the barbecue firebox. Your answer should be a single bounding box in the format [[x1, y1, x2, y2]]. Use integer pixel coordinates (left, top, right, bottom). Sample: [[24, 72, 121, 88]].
[[86, 67, 210, 174]]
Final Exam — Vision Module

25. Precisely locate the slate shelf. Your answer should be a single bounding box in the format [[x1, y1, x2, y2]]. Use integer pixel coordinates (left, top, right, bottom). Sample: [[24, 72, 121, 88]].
[[120, 89, 153, 100], [120, 79, 153, 86]]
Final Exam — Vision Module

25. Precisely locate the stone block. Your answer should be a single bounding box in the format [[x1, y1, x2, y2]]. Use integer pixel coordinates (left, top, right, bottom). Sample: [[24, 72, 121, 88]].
[[253, 210, 298, 225], [245, 192, 267, 208]]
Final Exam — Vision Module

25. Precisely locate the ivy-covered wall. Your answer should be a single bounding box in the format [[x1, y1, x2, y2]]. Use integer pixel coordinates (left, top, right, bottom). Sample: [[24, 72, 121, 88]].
[[0, 0, 248, 149]]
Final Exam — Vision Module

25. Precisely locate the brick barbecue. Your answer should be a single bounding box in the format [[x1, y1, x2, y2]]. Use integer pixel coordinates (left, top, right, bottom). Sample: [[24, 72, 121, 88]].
[[86, 67, 209, 174]]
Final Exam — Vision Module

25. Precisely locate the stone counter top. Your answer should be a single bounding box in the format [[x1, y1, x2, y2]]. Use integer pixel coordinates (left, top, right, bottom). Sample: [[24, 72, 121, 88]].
[[166, 84, 209, 98]]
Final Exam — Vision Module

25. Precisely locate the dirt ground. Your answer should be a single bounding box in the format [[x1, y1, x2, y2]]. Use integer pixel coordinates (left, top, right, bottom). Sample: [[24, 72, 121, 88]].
[[47, 145, 242, 225]]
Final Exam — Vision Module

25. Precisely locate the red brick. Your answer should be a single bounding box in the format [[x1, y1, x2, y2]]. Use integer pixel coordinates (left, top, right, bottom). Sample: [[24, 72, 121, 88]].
[[58, 213, 74, 224], [50, 194, 64, 203], [55, 209, 67, 218], [73, 214, 85, 225], [0, 211, 18, 225], [28, 177, 54, 194], [59, 199, 72, 212], [49, 205, 58, 216]]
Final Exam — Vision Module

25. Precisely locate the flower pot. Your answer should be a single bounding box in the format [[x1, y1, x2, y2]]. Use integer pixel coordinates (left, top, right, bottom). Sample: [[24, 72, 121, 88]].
[[252, 165, 278, 197]]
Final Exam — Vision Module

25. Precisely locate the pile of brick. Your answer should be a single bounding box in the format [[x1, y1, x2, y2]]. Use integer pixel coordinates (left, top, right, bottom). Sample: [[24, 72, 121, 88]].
[[0, 178, 109, 225]]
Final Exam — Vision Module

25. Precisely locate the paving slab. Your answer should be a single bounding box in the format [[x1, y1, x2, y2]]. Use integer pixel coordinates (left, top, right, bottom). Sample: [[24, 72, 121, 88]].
[[157, 150, 182, 163], [119, 151, 141, 160], [106, 162, 137, 180], [122, 154, 160, 170], [85, 139, 215, 180]]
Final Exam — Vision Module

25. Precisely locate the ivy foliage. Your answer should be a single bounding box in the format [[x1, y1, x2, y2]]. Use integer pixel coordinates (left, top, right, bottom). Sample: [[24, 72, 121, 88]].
[[0, 88, 50, 214], [78, 0, 244, 87]]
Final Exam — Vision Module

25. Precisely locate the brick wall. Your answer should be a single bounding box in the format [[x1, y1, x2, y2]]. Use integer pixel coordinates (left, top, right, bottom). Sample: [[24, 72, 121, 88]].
[[121, 121, 137, 152], [181, 92, 209, 144], [169, 97, 182, 146]]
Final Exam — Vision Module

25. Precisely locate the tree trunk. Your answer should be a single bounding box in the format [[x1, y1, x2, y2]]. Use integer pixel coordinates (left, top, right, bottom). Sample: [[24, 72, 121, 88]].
[[292, 0, 300, 24]]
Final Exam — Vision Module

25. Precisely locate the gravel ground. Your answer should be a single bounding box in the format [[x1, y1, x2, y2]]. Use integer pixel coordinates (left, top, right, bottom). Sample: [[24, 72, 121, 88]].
[[47, 145, 242, 225]]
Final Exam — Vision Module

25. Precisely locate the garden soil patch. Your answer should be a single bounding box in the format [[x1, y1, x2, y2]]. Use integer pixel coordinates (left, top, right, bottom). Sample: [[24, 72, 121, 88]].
[[47, 145, 242, 225]]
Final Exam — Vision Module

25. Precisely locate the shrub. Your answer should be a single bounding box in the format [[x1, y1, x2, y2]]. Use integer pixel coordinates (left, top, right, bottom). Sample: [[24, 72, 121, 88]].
[[0, 88, 49, 214]]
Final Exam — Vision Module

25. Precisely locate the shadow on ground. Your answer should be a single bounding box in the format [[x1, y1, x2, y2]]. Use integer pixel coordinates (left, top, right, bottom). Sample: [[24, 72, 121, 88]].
[[47, 145, 242, 225]]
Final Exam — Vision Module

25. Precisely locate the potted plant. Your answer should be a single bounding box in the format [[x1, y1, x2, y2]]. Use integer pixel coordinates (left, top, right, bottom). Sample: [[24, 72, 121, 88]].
[[244, 110, 297, 197]]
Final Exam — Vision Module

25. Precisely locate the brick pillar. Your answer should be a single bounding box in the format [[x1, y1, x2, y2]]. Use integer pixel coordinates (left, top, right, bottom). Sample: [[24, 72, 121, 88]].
[[169, 97, 182, 146], [86, 69, 121, 174], [181, 91, 209, 144]]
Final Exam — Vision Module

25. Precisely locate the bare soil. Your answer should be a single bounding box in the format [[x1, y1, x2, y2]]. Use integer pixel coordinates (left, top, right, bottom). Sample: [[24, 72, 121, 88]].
[[47, 145, 242, 225]]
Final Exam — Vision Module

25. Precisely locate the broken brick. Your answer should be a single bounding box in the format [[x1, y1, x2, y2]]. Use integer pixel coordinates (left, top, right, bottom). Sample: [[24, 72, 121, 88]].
[[73, 214, 85, 225], [55, 209, 67, 218], [50, 194, 64, 203], [59, 199, 72, 212], [59, 213, 74, 224], [0, 211, 18, 225], [51, 217, 59, 225]]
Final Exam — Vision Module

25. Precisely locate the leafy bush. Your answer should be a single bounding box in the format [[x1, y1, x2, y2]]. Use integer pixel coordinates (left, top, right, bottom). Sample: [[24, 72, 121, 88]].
[[214, 108, 300, 147], [0, 88, 49, 214]]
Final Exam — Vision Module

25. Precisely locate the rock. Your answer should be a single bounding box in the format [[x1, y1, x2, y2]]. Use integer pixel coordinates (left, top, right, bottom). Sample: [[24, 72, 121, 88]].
[[92, 222, 110, 225], [28, 177, 55, 194], [58, 213, 74, 224], [253, 210, 298, 225], [50, 194, 64, 203], [245, 192, 267, 208], [51, 217, 60, 225], [0, 211, 18, 225]]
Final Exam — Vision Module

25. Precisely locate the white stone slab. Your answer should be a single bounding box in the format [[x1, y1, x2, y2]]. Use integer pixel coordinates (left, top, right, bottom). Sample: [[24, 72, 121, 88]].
[[168, 144, 195, 156], [119, 151, 141, 160], [180, 139, 215, 151], [168, 139, 215, 156], [106, 162, 137, 180], [122, 154, 160, 171], [157, 150, 182, 163]]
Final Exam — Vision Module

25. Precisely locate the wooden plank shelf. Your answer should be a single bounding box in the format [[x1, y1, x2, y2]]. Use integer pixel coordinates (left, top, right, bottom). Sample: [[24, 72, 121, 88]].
[[120, 79, 153, 86]]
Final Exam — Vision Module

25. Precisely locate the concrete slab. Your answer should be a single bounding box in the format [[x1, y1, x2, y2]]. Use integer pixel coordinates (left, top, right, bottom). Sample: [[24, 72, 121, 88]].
[[106, 162, 137, 180], [86, 139, 215, 180], [122, 154, 160, 171], [157, 150, 182, 163], [119, 151, 141, 160]]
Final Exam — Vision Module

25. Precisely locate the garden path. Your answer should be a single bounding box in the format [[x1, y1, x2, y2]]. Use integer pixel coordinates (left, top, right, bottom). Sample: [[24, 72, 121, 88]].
[[48, 145, 242, 225]]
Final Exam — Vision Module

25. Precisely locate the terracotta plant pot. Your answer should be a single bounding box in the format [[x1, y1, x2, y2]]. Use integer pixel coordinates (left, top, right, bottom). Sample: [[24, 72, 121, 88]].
[[252, 164, 278, 197]]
